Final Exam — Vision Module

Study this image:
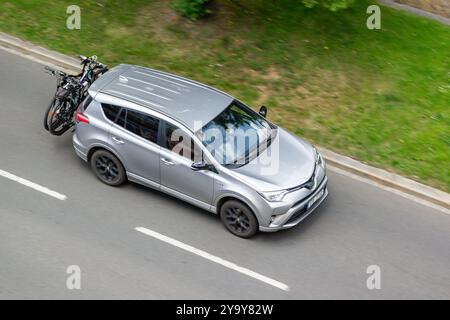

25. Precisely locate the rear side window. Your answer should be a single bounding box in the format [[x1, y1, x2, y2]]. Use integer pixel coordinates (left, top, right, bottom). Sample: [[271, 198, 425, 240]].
[[116, 108, 126, 128], [79, 94, 93, 112], [126, 110, 159, 143], [101, 104, 121, 122]]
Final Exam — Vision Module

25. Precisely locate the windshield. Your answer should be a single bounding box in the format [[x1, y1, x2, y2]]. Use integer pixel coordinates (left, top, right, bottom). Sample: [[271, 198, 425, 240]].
[[196, 101, 276, 167]]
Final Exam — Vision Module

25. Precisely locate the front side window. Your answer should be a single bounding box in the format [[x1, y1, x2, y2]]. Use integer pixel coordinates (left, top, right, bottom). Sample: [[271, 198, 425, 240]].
[[197, 101, 275, 167], [125, 109, 159, 143], [162, 122, 202, 162]]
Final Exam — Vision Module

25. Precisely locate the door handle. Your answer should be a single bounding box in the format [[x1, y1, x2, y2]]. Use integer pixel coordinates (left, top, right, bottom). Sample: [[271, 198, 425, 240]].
[[112, 136, 125, 144], [161, 158, 174, 166]]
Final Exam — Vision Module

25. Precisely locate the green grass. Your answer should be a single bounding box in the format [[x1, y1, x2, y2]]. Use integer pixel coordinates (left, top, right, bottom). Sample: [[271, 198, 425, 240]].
[[1, 0, 449, 191]]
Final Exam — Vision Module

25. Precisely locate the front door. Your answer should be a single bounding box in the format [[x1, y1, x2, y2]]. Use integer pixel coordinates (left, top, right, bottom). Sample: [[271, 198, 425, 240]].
[[159, 121, 215, 208]]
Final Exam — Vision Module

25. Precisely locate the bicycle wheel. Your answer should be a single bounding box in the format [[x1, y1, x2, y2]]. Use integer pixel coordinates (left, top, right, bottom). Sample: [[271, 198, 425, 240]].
[[43, 97, 56, 131], [47, 99, 74, 136]]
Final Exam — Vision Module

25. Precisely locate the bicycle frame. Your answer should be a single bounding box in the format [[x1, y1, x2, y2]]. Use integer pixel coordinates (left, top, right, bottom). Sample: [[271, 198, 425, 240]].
[[44, 55, 108, 135]]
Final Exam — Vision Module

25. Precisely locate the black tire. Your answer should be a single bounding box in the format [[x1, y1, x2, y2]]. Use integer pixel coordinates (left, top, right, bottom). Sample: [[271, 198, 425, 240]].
[[47, 99, 73, 136], [90, 150, 126, 187], [220, 200, 258, 238], [43, 97, 56, 131]]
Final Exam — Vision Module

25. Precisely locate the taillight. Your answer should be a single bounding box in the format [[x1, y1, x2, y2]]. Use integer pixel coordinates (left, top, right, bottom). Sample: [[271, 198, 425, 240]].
[[76, 112, 89, 124]]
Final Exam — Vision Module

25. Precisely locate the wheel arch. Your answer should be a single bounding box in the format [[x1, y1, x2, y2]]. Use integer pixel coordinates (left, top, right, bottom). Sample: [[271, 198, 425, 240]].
[[87, 144, 126, 170], [215, 193, 260, 222]]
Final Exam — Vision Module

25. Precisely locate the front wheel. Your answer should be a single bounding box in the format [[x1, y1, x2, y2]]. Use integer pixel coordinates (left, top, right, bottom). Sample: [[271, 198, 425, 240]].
[[220, 200, 259, 238]]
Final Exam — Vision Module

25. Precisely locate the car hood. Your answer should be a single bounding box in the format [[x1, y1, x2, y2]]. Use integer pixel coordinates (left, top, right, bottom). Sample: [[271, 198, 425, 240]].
[[230, 128, 316, 191]]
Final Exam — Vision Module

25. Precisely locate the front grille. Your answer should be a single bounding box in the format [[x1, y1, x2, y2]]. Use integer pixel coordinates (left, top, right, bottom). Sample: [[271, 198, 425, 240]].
[[291, 175, 325, 208], [285, 179, 327, 226], [285, 207, 308, 225]]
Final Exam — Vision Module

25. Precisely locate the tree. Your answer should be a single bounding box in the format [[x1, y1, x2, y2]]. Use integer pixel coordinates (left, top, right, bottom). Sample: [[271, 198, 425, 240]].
[[172, 0, 355, 21], [171, 0, 210, 20], [301, 0, 355, 11]]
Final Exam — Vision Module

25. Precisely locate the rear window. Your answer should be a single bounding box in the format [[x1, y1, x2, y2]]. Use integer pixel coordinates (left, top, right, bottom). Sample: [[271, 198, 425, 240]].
[[101, 104, 121, 122]]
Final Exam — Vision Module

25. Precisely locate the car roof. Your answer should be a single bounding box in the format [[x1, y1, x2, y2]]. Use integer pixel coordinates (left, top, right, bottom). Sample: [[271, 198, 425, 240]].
[[88, 64, 234, 131]]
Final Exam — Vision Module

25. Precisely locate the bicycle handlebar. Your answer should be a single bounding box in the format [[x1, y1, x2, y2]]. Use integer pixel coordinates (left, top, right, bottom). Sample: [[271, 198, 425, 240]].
[[44, 66, 66, 78], [79, 54, 106, 67]]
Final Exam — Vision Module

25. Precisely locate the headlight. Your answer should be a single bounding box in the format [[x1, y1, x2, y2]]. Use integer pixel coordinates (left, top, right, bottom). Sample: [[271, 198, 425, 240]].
[[258, 190, 289, 202], [314, 147, 325, 168]]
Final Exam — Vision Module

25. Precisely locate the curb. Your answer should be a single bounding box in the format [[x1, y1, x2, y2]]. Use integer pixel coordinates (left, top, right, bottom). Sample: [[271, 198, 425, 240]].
[[1, 32, 449, 210], [0, 32, 81, 73], [318, 148, 449, 210], [379, 0, 450, 26]]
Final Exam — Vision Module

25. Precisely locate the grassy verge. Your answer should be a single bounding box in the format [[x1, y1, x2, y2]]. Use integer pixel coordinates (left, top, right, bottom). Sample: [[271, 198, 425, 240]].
[[0, 0, 449, 191]]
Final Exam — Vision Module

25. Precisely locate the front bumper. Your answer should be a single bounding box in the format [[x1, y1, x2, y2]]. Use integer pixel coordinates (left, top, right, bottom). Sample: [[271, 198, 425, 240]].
[[259, 175, 328, 232]]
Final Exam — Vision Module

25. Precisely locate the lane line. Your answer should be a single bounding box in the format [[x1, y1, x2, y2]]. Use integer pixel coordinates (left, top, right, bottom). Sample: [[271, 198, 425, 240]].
[[0, 169, 67, 201], [135, 226, 290, 292]]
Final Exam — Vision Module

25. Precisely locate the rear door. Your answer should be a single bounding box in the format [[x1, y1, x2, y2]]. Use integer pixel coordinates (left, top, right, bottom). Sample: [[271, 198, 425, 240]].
[[106, 106, 161, 185]]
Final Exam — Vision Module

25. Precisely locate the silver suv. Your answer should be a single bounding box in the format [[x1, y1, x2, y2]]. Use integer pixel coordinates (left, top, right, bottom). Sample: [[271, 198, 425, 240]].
[[73, 64, 328, 238]]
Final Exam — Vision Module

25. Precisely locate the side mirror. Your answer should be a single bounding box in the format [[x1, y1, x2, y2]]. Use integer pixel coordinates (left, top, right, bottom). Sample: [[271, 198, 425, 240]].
[[191, 160, 211, 171], [259, 105, 268, 118]]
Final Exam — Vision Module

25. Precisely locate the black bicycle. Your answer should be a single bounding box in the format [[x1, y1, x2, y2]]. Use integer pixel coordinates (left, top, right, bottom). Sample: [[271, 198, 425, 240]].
[[44, 55, 108, 136]]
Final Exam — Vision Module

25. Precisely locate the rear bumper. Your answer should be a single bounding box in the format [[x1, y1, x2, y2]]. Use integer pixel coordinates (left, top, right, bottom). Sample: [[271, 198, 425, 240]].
[[72, 132, 88, 162], [259, 176, 328, 232]]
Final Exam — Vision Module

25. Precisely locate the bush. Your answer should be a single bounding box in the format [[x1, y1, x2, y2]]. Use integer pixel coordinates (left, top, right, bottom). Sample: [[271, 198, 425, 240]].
[[301, 0, 355, 11], [172, 0, 211, 20]]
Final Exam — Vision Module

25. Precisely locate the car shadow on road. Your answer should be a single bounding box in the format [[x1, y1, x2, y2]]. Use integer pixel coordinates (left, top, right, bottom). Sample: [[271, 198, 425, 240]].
[[253, 196, 333, 244], [126, 178, 333, 244], [69, 149, 333, 244], [128, 180, 220, 218]]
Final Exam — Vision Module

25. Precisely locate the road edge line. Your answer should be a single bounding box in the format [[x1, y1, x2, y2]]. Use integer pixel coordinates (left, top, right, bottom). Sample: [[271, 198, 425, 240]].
[[1, 32, 448, 210], [0, 32, 81, 73]]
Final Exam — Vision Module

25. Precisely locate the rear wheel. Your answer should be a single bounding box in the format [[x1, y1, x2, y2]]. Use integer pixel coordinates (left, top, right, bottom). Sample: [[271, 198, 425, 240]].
[[90, 150, 126, 186], [220, 200, 258, 238]]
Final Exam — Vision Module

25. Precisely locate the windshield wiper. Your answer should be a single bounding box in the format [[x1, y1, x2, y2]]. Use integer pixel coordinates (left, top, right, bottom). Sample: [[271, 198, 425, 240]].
[[223, 131, 276, 169], [223, 163, 244, 168]]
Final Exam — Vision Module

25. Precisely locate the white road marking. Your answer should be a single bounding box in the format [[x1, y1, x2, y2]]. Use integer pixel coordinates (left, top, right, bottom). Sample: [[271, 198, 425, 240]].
[[0, 169, 67, 201], [135, 226, 290, 291], [328, 166, 450, 215]]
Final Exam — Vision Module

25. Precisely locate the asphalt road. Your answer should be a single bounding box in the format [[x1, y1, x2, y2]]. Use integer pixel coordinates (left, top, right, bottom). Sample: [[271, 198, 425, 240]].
[[0, 48, 449, 299]]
